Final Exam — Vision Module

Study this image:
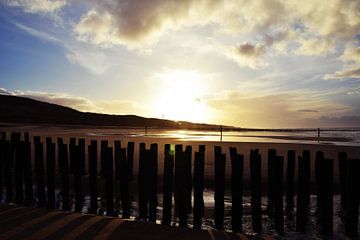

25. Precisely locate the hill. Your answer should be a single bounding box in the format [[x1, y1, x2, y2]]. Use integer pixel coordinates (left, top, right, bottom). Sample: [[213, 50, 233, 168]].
[[0, 94, 221, 129]]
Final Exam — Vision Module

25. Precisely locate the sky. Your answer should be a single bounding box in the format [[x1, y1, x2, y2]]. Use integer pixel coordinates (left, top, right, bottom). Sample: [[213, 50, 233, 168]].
[[0, 0, 359, 128]]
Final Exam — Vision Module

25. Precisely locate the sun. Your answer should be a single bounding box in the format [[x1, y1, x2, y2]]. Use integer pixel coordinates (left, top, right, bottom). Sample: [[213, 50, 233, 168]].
[[150, 69, 213, 123]]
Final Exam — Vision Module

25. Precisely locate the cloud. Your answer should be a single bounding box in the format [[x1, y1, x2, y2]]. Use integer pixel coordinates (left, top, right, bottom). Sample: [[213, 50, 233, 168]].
[[324, 46, 360, 80], [308, 115, 360, 128], [6, 0, 66, 14], [224, 42, 267, 69], [295, 38, 335, 56]]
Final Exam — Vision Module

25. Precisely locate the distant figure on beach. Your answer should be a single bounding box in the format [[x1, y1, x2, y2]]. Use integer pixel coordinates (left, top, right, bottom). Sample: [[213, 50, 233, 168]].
[[317, 128, 320, 143], [220, 125, 223, 142]]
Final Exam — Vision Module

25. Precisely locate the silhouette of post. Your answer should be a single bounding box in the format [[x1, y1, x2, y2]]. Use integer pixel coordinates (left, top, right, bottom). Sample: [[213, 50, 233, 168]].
[[148, 144, 158, 222], [74, 145, 83, 213], [105, 147, 114, 216], [274, 156, 284, 234], [100, 140, 108, 177], [229, 147, 243, 233], [296, 150, 310, 233], [315, 151, 324, 215], [175, 144, 187, 227], [267, 149, 276, 217], [318, 158, 333, 235], [127, 142, 135, 181], [69, 138, 76, 174], [78, 138, 86, 175], [120, 147, 131, 218], [138, 143, 147, 220], [286, 150, 295, 214], [3, 140, 13, 203], [214, 146, 226, 230], [338, 152, 347, 210], [344, 158, 360, 237], [162, 144, 174, 225], [34, 136, 46, 207], [185, 145, 192, 216], [46, 137, 56, 209], [193, 145, 205, 229], [57, 138, 64, 174], [23, 140, 33, 206], [250, 149, 262, 233], [0, 139, 4, 201], [14, 140, 24, 204], [59, 142, 70, 211], [88, 140, 98, 214]]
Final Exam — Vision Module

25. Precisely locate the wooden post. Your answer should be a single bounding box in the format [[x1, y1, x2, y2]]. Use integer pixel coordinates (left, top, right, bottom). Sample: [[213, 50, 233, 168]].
[[338, 152, 347, 211], [162, 144, 174, 225], [14, 140, 24, 204], [296, 150, 310, 233], [193, 145, 205, 229], [214, 146, 225, 230], [148, 143, 158, 222], [74, 145, 83, 213], [101, 140, 108, 177], [318, 158, 333, 235], [286, 150, 295, 214], [267, 149, 276, 217], [59, 142, 70, 211], [106, 147, 114, 216], [69, 137, 76, 174], [229, 147, 243, 233], [315, 151, 324, 216], [88, 140, 98, 214], [127, 142, 135, 181], [0, 140, 3, 201], [120, 147, 131, 218], [24, 132, 29, 142], [344, 158, 360, 237], [57, 138, 64, 174], [46, 137, 56, 209], [3, 140, 13, 203], [138, 143, 147, 220], [274, 156, 284, 234], [34, 137, 46, 207], [250, 149, 262, 233], [78, 138, 85, 175], [185, 146, 192, 216], [175, 144, 187, 227], [23, 140, 33, 206]]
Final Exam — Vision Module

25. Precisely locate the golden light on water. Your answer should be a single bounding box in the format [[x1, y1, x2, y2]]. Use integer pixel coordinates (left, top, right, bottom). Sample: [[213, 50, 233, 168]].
[[151, 69, 213, 123]]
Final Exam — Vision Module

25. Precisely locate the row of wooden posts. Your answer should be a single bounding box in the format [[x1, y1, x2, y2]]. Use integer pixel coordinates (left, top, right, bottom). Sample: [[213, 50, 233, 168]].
[[0, 132, 359, 237]]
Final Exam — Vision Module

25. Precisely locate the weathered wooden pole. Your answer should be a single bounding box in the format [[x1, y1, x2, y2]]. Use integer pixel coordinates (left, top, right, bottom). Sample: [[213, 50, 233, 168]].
[[344, 158, 360, 237], [229, 147, 243, 233], [296, 150, 310, 233], [127, 141, 135, 181], [46, 137, 56, 209], [148, 143, 158, 222], [105, 147, 114, 216], [14, 140, 24, 204], [162, 144, 174, 226], [101, 140, 108, 177], [318, 158, 333, 235], [285, 150, 295, 215], [120, 147, 131, 218], [175, 144, 186, 227], [3, 140, 13, 203], [267, 149, 276, 217], [23, 139, 33, 206], [69, 137, 76, 174], [274, 156, 284, 234], [88, 140, 98, 214], [78, 138, 85, 175], [193, 145, 205, 229], [59, 142, 70, 211], [338, 152, 347, 211], [214, 146, 226, 230], [250, 149, 262, 233], [34, 136, 46, 207], [74, 145, 83, 213], [138, 143, 147, 220], [315, 151, 324, 213]]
